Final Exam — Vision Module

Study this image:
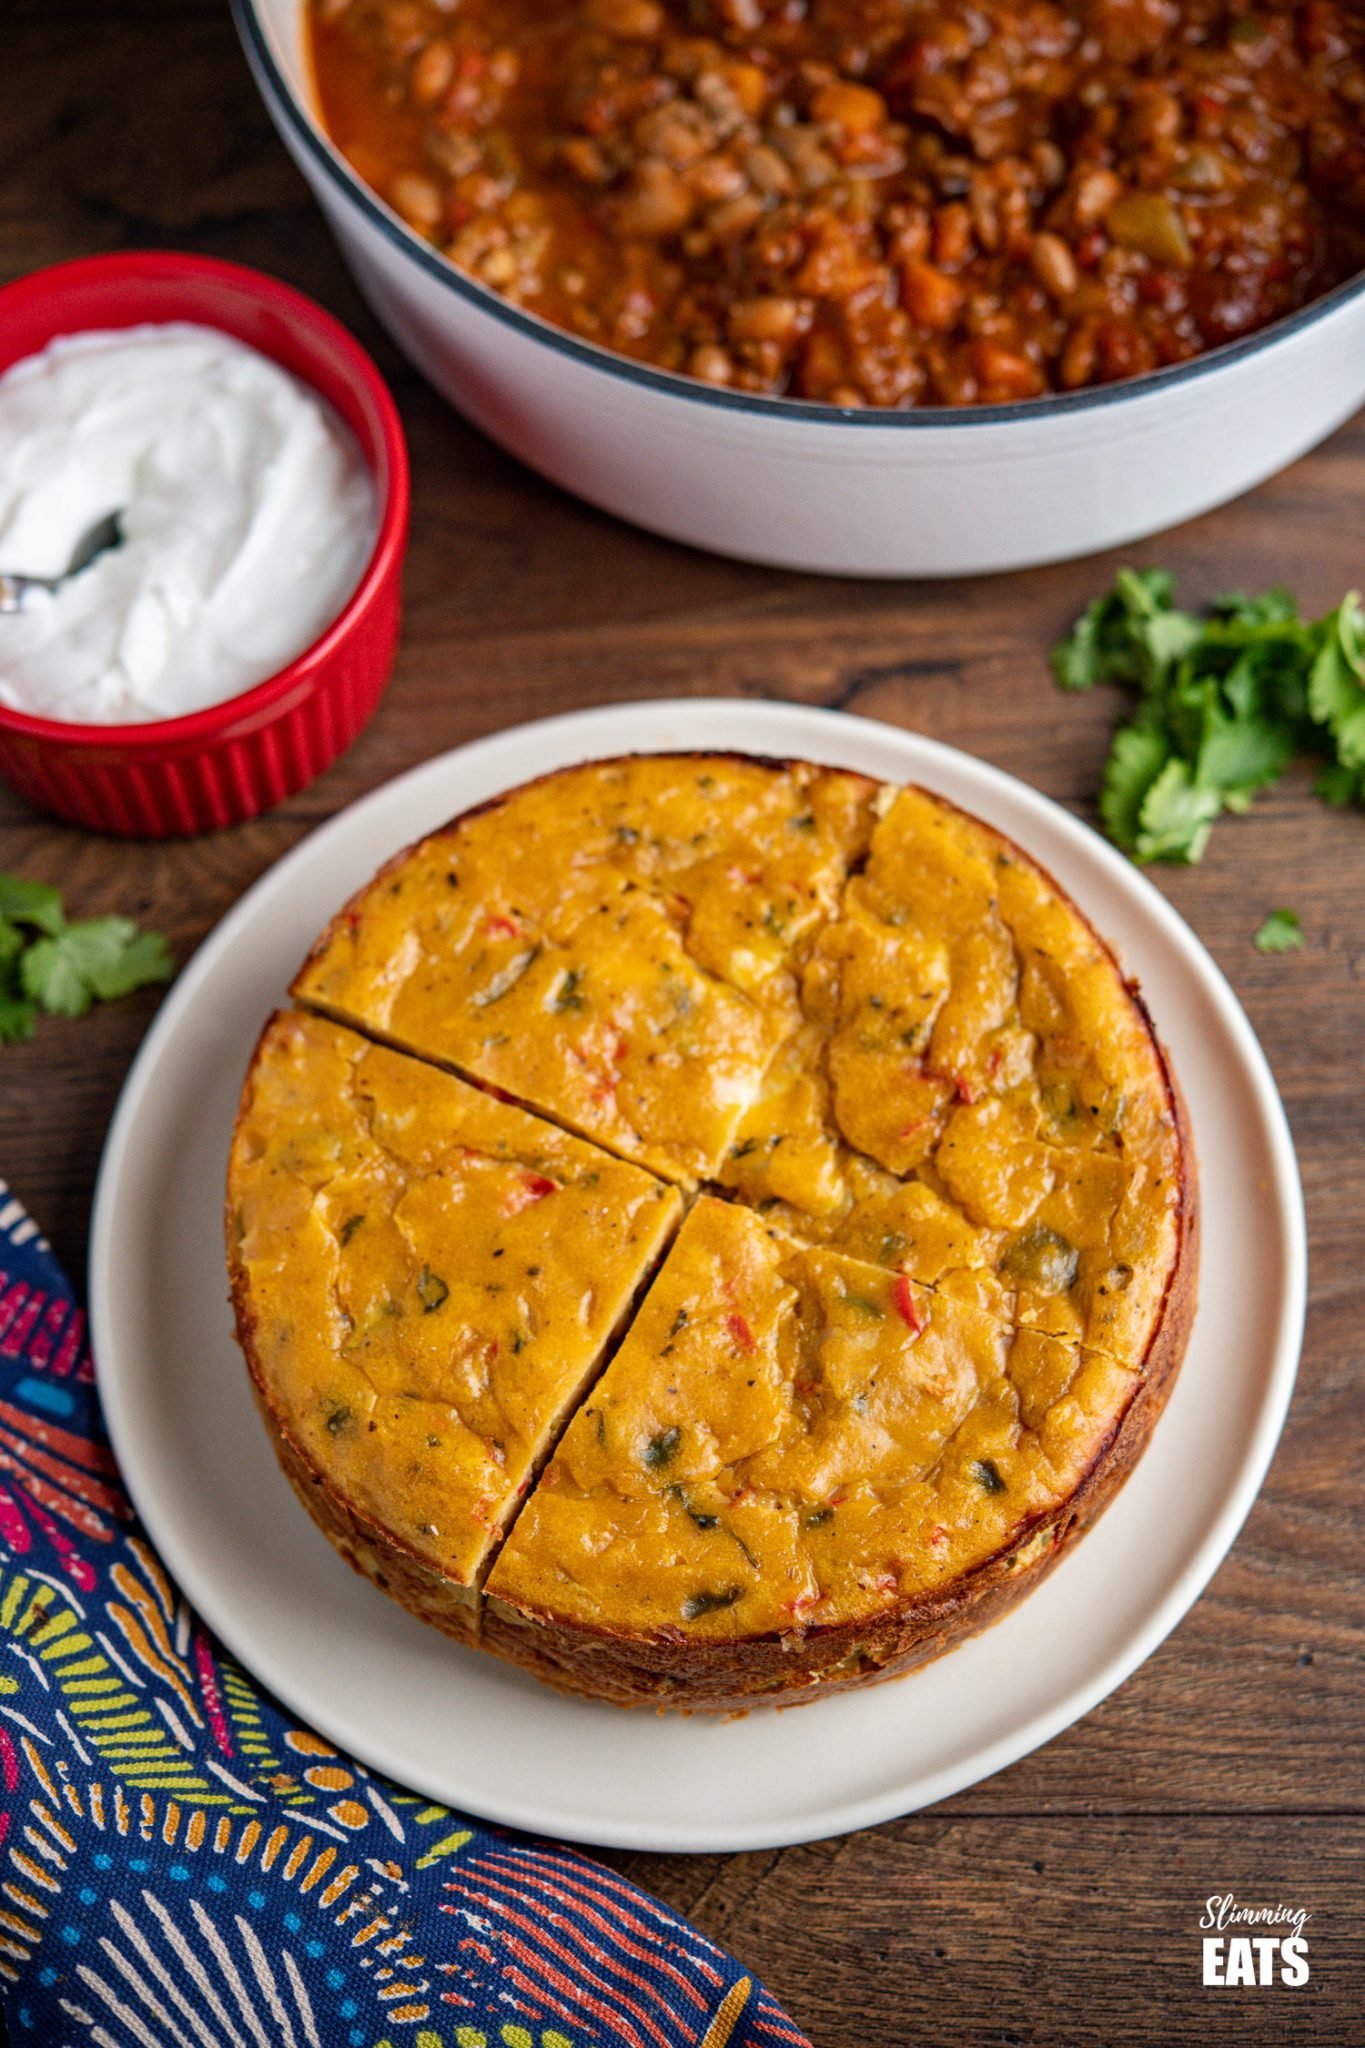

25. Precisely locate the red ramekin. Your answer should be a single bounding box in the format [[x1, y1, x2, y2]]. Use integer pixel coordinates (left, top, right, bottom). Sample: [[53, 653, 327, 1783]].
[[0, 252, 410, 836]]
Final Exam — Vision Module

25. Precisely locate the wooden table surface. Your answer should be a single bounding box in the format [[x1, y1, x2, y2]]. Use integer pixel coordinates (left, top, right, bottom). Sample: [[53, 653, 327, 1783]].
[[5, 5, 1364, 2042]]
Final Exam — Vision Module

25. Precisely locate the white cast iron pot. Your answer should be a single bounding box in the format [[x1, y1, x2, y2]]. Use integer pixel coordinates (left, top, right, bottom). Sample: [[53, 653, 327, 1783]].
[[235, 0, 1365, 579]]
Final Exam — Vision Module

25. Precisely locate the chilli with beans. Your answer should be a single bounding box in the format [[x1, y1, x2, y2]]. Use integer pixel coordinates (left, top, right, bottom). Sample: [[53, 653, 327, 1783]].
[[311, 0, 1365, 407]]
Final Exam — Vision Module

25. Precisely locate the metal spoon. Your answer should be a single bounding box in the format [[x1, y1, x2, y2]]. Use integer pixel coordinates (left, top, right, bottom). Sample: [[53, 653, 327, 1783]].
[[0, 511, 126, 615]]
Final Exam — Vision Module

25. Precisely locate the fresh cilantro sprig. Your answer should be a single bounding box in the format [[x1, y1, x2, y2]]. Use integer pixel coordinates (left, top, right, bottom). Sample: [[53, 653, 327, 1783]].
[[0, 874, 173, 1042], [1052, 568, 1365, 863]]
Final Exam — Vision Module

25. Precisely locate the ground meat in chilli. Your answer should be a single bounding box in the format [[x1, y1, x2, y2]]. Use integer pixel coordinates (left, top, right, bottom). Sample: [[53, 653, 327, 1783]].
[[312, 0, 1365, 407]]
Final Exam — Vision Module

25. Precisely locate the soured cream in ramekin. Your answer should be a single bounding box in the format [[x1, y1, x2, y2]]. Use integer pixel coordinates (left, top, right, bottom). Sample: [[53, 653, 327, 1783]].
[[0, 323, 377, 724]]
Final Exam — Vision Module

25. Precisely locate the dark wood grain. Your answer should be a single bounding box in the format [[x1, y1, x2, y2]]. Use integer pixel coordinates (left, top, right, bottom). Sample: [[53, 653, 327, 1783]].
[[3, 11, 1363, 2043]]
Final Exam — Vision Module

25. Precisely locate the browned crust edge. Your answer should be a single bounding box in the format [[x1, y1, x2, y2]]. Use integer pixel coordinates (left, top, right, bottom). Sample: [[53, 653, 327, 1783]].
[[245, 756, 1199, 1713], [226, 1013, 486, 1636], [259, 1381, 484, 1648]]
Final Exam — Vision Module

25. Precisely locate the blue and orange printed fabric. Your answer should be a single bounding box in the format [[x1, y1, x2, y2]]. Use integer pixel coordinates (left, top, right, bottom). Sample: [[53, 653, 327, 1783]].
[[0, 1187, 810, 2048]]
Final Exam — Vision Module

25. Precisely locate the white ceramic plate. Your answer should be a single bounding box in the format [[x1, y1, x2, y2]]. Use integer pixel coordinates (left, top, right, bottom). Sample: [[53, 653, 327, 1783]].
[[90, 702, 1306, 1853]]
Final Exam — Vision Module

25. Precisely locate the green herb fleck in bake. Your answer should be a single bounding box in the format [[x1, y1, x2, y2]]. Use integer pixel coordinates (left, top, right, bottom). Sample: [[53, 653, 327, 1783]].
[[682, 1585, 743, 1621], [1000, 1223, 1080, 1294], [416, 1266, 450, 1314], [840, 1284, 886, 1319], [472, 945, 541, 1007], [643, 1426, 681, 1470], [669, 1484, 719, 1531]]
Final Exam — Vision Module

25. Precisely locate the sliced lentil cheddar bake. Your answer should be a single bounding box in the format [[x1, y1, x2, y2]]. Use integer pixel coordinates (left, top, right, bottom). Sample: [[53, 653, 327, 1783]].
[[292, 755, 877, 1183], [484, 1199, 1149, 1711], [227, 1010, 681, 1640], [720, 785, 1188, 1369], [230, 753, 1197, 1708]]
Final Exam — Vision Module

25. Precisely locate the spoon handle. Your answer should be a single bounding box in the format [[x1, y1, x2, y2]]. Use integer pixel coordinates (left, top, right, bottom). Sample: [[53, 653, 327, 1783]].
[[1, 513, 124, 613]]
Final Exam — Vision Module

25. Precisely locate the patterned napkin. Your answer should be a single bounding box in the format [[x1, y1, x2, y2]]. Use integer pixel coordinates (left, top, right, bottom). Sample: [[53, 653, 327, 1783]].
[[0, 1187, 808, 2048]]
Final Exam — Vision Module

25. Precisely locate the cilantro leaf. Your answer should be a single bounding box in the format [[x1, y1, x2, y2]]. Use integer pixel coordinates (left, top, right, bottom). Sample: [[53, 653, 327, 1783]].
[[1253, 910, 1304, 954], [1099, 724, 1168, 852], [0, 875, 65, 936], [58, 919, 174, 1002], [1051, 567, 1194, 694], [1316, 760, 1365, 806], [1307, 594, 1365, 768], [1052, 591, 1124, 692], [1196, 708, 1296, 802], [1209, 588, 1301, 629], [21, 937, 93, 1017], [21, 918, 173, 1017], [88, 927, 175, 1000], [0, 928, 33, 1042], [0, 869, 175, 1038], [1136, 613, 1205, 694], [1133, 759, 1222, 865], [0, 993, 37, 1044], [1053, 571, 1365, 862]]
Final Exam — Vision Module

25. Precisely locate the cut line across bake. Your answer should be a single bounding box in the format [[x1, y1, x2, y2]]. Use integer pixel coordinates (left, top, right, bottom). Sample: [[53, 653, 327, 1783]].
[[481, 1197, 1151, 1712], [227, 1009, 682, 1632]]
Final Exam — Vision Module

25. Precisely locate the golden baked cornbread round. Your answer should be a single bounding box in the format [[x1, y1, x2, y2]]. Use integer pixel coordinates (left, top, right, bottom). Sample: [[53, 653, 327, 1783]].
[[228, 755, 1197, 1711]]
